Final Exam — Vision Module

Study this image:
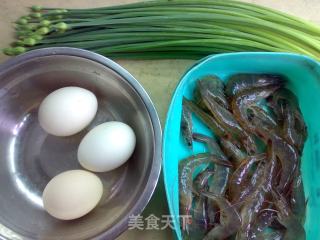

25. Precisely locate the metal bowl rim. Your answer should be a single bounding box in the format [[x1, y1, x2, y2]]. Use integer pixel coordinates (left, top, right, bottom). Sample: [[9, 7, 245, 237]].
[[0, 47, 162, 240]]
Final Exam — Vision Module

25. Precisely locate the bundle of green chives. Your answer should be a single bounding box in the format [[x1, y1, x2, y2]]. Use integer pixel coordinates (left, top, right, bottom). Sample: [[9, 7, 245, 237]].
[[3, 0, 320, 61]]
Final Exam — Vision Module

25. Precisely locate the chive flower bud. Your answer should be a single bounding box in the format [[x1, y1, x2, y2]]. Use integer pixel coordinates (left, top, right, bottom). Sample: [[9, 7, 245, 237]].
[[31, 5, 42, 12], [54, 22, 68, 31], [36, 27, 50, 35], [40, 20, 51, 27], [23, 38, 37, 46]]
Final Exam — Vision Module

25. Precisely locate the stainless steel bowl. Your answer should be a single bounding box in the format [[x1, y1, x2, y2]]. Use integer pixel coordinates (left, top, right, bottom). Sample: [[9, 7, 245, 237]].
[[0, 48, 162, 240]]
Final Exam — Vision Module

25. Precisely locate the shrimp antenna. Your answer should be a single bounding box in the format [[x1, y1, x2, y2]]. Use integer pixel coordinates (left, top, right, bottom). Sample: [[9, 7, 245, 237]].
[[260, 208, 279, 214]]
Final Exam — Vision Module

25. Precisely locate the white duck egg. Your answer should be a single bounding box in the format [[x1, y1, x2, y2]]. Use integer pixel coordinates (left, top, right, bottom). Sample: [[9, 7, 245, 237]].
[[42, 170, 103, 220], [78, 121, 136, 172], [38, 86, 98, 137]]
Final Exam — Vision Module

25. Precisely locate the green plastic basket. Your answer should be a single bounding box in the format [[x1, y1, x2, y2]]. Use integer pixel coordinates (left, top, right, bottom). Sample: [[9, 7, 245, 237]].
[[163, 52, 320, 240]]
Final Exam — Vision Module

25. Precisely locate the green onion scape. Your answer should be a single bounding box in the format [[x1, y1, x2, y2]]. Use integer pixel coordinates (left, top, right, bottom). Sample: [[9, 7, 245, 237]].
[[3, 0, 320, 61]]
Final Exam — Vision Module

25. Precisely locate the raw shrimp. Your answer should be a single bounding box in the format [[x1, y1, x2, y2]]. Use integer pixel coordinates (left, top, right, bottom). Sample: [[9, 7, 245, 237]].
[[290, 169, 307, 224], [271, 133, 299, 193], [251, 209, 277, 238], [192, 133, 232, 231], [226, 73, 284, 96], [247, 122, 299, 193], [229, 153, 266, 203], [236, 144, 277, 240], [272, 190, 306, 240], [190, 170, 214, 239], [181, 99, 193, 148], [270, 88, 298, 120], [219, 137, 247, 167], [282, 104, 307, 152], [193, 169, 215, 195], [192, 133, 226, 160], [195, 75, 228, 109], [178, 73, 307, 240], [236, 161, 268, 207], [203, 94, 244, 139], [182, 97, 227, 138], [249, 105, 278, 131], [192, 133, 231, 196], [231, 86, 280, 135], [269, 88, 307, 151], [202, 94, 258, 154], [179, 153, 232, 234], [189, 197, 208, 240], [201, 192, 241, 240]]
